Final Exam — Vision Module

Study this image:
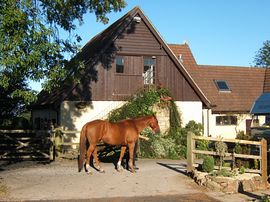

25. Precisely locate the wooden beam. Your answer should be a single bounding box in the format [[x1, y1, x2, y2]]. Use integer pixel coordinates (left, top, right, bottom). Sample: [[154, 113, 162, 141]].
[[261, 138, 268, 186], [187, 132, 194, 172]]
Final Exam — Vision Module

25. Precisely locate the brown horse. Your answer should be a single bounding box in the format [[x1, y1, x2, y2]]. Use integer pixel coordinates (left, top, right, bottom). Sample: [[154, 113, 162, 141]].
[[78, 115, 160, 174]]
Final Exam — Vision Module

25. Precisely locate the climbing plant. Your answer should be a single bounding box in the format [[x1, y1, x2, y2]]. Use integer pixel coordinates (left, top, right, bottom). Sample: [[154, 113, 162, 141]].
[[108, 86, 202, 159], [108, 86, 173, 122]]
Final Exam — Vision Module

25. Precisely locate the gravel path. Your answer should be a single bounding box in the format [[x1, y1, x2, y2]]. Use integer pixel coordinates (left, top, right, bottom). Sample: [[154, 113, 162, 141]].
[[0, 159, 269, 201]]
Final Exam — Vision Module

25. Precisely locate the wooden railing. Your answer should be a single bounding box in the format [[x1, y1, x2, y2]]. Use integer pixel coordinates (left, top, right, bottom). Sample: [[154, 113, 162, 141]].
[[186, 132, 268, 185], [0, 129, 52, 161], [51, 129, 80, 160], [0, 128, 118, 161]]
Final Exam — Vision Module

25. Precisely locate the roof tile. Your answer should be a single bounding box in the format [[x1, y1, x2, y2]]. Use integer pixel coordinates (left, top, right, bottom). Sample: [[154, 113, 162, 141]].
[[168, 44, 266, 113]]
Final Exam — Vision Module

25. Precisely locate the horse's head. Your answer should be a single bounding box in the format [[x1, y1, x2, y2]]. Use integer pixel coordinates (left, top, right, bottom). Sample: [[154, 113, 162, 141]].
[[149, 115, 160, 133]]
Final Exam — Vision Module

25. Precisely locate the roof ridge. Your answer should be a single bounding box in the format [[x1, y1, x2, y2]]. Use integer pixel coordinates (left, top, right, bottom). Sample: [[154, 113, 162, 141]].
[[81, 6, 139, 52], [168, 43, 188, 46], [198, 64, 263, 69]]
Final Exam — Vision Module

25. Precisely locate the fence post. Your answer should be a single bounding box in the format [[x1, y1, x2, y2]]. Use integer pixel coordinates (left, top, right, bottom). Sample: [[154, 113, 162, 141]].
[[187, 131, 194, 173], [261, 138, 268, 186], [50, 130, 56, 161]]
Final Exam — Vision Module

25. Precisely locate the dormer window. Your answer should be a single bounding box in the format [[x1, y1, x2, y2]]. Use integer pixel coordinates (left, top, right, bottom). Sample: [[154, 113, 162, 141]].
[[214, 80, 231, 92]]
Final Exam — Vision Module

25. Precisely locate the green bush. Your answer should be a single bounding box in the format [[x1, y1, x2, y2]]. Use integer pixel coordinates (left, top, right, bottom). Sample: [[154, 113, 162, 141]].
[[139, 128, 182, 159], [234, 131, 251, 169], [211, 168, 237, 177], [239, 166, 246, 174], [202, 156, 215, 173]]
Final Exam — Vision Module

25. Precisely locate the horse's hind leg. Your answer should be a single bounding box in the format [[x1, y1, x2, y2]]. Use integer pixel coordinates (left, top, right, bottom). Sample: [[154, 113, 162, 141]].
[[86, 144, 95, 174], [117, 146, 127, 172], [93, 147, 105, 173], [127, 143, 135, 173]]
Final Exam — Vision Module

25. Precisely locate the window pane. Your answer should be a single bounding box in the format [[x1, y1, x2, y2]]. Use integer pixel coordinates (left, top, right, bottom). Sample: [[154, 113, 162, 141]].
[[116, 56, 124, 73], [216, 116, 237, 125], [143, 58, 155, 84], [215, 80, 231, 91]]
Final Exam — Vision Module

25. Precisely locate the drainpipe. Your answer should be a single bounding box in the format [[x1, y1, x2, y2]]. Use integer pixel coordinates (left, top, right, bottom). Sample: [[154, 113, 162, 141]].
[[207, 109, 210, 136]]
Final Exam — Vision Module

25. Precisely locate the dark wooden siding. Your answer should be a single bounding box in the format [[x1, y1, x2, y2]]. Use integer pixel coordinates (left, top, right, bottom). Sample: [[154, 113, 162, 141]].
[[71, 15, 201, 102], [157, 56, 200, 101], [115, 15, 166, 56], [113, 56, 143, 97]]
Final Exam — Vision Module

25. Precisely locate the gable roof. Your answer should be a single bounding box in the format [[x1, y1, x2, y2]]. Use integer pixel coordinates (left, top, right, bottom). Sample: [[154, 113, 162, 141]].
[[168, 44, 266, 113], [168, 43, 198, 70], [34, 6, 211, 108]]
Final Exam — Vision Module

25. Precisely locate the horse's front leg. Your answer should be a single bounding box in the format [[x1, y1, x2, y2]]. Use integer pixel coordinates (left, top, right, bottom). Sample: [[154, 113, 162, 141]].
[[86, 144, 95, 175], [117, 146, 127, 172], [127, 143, 135, 173], [93, 147, 105, 173]]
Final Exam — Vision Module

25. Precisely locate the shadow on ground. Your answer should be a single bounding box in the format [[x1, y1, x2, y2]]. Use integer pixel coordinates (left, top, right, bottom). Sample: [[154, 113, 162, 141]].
[[156, 162, 188, 176]]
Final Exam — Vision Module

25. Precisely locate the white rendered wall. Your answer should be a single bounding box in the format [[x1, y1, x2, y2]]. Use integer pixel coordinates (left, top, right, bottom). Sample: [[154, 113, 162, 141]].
[[59, 101, 125, 143], [60, 101, 125, 131], [174, 101, 203, 127], [207, 113, 252, 139]]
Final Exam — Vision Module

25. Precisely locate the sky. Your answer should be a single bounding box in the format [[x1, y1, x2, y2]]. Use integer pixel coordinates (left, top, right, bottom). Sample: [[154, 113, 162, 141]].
[[31, 0, 270, 91], [77, 0, 270, 67]]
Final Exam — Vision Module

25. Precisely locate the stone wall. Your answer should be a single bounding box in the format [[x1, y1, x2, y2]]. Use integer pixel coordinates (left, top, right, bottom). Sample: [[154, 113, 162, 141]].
[[191, 170, 269, 194], [153, 105, 170, 134]]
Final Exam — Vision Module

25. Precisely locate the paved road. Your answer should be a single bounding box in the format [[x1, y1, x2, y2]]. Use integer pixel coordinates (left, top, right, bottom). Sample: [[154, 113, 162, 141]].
[[0, 159, 269, 201]]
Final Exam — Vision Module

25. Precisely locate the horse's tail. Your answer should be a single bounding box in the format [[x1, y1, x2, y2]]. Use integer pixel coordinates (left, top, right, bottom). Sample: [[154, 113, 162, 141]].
[[78, 125, 86, 172]]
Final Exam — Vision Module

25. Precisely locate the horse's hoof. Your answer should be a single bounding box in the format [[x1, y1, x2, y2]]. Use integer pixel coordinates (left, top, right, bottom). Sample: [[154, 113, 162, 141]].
[[130, 170, 135, 173], [116, 165, 124, 172], [128, 167, 136, 173], [98, 169, 105, 173]]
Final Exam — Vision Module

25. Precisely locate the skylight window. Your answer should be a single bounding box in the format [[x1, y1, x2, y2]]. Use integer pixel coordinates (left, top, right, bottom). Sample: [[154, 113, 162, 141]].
[[214, 80, 231, 92]]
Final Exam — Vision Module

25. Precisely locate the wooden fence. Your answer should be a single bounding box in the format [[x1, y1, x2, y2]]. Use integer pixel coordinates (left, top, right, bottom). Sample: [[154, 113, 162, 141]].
[[51, 130, 80, 160], [0, 129, 52, 161], [0, 129, 81, 161], [0, 129, 113, 162], [186, 132, 268, 184]]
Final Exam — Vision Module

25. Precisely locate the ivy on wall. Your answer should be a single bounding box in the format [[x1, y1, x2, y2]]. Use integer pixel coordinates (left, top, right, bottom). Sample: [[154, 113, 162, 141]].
[[108, 86, 188, 159], [108, 86, 174, 122], [107, 86, 204, 159]]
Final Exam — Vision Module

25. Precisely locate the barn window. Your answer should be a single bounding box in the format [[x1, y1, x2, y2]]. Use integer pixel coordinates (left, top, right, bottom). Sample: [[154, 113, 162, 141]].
[[216, 115, 237, 126], [143, 58, 155, 84], [116, 56, 124, 73], [214, 80, 231, 92]]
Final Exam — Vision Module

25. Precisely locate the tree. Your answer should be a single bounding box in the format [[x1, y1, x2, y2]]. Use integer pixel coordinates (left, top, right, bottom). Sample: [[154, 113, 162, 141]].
[[0, 0, 127, 104], [254, 40, 270, 68], [0, 70, 31, 125]]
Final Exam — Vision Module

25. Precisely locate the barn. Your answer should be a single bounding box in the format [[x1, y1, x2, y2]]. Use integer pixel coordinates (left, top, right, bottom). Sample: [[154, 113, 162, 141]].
[[31, 7, 211, 138], [31, 6, 269, 139]]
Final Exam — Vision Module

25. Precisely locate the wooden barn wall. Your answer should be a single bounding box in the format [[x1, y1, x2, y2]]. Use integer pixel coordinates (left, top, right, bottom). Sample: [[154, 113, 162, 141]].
[[115, 16, 167, 56], [157, 56, 200, 101], [80, 16, 201, 102]]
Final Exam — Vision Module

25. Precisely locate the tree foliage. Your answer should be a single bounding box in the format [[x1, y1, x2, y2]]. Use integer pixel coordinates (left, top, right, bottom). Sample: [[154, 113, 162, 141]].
[[254, 40, 270, 67], [0, 0, 126, 122], [0, 0, 127, 104], [0, 71, 30, 121]]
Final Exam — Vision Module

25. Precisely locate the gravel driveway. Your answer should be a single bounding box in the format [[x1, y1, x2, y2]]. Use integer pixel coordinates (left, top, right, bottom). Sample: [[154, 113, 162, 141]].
[[0, 159, 268, 201]]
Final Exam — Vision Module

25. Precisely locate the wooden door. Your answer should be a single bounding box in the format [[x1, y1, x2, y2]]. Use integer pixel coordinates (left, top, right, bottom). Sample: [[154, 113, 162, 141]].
[[114, 56, 143, 98]]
